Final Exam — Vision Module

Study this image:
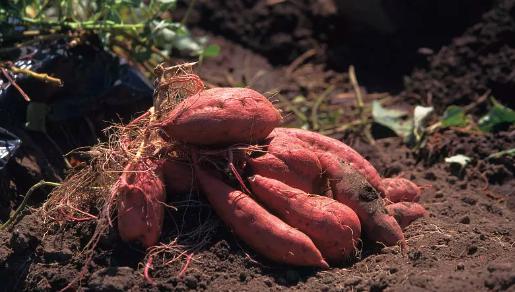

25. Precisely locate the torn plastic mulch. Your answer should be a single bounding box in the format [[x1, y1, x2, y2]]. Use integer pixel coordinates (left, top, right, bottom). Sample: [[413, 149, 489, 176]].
[[0, 128, 21, 170], [0, 34, 153, 152]]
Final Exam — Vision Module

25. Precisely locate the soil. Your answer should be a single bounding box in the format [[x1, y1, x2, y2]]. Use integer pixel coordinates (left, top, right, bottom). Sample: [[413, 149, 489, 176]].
[[1, 1, 515, 291]]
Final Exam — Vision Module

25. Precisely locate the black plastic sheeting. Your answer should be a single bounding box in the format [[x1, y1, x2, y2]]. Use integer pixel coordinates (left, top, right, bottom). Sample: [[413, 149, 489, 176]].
[[0, 35, 153, 169], [0, 128, 21, 170]]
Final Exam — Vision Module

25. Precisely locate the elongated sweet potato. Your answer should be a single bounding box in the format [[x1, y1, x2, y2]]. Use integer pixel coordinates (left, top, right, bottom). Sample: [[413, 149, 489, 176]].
[[194, 165, 328, 268], [383, 177, 421, 203], [114, 159, 166, 248], [319, 153, 405, 248], [249, 175, 361, 263], [271, 128, 385, 196], [159, 87, 282, 145], [162, 159, 195, 194], [385, 202, 428, 229], [247, 135, 322, 193]]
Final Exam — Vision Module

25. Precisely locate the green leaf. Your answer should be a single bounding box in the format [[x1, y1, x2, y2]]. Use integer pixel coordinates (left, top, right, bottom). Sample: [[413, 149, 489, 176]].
[[201, 44, 220, 58], [441, 105, 468, 128], [174, 35, 202, 52], [158, 0, 177, 10], [478, 98, 515, 132], [444, 154, 472, 168], [372, 101, 413, 139]]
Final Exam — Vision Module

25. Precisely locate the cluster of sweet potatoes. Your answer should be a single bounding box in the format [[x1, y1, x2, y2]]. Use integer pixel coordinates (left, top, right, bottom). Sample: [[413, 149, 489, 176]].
[[111, 86, 428, 268]]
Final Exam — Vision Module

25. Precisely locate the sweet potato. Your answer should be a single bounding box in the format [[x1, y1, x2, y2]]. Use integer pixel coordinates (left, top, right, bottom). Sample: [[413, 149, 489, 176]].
[[114, 159, 166, 248], [383, 177, 421, 203], [385, 202, 428, 229], [159, 87, 282, 145], [162, 159, 195, 194], [249, 175, 361, 263], [247, 135, 322, 193], [271, 128, 385, 196], [319, 153, 405, 248], [194, 165, 328, 268]]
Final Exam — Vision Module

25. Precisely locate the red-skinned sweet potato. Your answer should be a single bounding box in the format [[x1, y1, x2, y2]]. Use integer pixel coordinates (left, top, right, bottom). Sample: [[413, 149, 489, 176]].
[[383, 177, 421, 203], [114, 159, 166, 248], [194, 164, 329, 268], [271, 128, 385, 196], [159, 87, 282, 145], [385, 202, 428, 229], [247, 135, 322, 193], [319, 153, 405, 248], [249, 175, 361, 263]]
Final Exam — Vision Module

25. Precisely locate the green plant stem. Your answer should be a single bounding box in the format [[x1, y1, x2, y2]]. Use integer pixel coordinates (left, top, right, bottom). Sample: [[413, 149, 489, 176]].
[[10, 66, 63, 86], [311, 85, 334, 131], [348, 65, 375, 144], [0, 181, 61, 230], [487, 148, 515, 159], [21, 17, 144, 31], [321, 119, 362, 136], [182, 0, 198, 25], [349, 65, 364, 114], [276, 94, 308, 123]]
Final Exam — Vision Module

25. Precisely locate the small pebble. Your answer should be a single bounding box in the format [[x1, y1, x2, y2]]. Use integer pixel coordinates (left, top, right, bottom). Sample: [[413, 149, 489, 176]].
[[424, 171, 437, 181], [459, 216, 471, 224], [457, 263, 465, 270], [467, 245, 478, 255], [462, 197, 477, 205]]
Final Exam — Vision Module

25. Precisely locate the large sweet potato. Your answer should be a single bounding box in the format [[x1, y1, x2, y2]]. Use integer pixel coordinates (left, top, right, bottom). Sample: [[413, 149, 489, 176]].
[[247, 135, 322, 193], [249, 175, 361, 263], [383, 177, 421, 203], [271, 128, 385, 196], [319, 153, 405, 248], [159, 87, 282, 145], [114, 159, 166, 248], [194, 165, 328, 268], [385, 202, 428, 229]]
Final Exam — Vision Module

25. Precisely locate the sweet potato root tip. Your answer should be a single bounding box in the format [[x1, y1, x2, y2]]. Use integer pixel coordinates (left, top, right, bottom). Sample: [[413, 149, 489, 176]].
[[385, 202, 428, 229], [194, 164, 328, 268], [383, 177, 422, 203], [271, 128, 385, 196], [319, 153, 405, 248], [115, 159, 166, 248], [249, 175, 361, 263], [160, 87, 282, 145]]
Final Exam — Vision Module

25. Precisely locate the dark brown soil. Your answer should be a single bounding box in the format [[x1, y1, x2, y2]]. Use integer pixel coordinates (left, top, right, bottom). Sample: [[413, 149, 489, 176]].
[[181, 0, 493, 92], [1, 1, 515, 291]]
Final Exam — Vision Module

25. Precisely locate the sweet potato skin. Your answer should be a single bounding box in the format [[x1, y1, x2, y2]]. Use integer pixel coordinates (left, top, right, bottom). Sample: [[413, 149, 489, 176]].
[[249, 175, 361, 263], [247, 134, 322, 193], [383, 178, 421, 203], [115, 159, 166, 248], [162, 159, 195, 194], [319, 153, 405, 248], [194, 165, 328, 268], [271, 128, 385, 196], [159, 87, 282, 145], [385, 202, 428, 229]]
